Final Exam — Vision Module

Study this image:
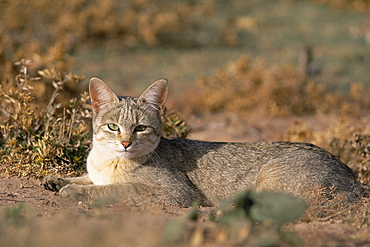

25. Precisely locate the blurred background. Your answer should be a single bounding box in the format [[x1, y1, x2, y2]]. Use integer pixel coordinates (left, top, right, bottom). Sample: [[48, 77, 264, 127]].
[[1, 0, 369, 95], [1, 0, 369, 139]]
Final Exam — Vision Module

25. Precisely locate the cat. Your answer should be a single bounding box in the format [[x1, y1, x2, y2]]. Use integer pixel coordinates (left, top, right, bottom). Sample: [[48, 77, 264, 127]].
[[43, 77, 361, 207]]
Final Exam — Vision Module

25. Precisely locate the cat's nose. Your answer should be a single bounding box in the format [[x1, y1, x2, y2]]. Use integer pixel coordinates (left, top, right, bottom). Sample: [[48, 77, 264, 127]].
[[121, 141, 132, 149]]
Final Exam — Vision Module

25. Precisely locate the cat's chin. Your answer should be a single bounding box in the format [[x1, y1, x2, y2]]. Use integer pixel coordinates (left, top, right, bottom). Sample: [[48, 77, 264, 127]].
[[115, 150, 147, 161]]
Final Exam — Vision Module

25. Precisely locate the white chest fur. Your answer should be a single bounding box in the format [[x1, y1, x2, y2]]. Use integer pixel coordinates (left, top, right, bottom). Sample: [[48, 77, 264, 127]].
[[86, 147, 140, 185]]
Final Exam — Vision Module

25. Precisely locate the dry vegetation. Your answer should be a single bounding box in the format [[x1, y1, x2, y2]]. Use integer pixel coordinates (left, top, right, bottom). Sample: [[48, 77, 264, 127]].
[[0, 0, 369, 246], [0, 0, 222, 53], [189, 55, 370, 117], [314, 0, 370, 13], [0, 42, 89, 179]]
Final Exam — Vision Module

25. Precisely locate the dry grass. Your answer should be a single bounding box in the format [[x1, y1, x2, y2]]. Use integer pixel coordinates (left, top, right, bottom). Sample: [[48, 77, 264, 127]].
[[313, 0, 370, 13], [0, 58, 89, 178], [188, 55, 369, 117], [0, 0, 227, 53]]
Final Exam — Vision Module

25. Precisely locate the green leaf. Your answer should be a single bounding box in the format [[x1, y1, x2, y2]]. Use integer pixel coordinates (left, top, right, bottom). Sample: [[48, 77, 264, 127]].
[[249, 191, 307, 226], [161, 218, 186, 244]]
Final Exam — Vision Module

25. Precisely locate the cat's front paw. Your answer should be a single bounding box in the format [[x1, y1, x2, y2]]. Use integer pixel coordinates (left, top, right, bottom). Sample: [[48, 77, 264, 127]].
[[42, 175, 69, 192], [60, 184, 86, 201]]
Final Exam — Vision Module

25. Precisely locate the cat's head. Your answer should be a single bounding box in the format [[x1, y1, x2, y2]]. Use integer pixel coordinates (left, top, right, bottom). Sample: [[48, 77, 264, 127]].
[[89, 77, 168, 160]]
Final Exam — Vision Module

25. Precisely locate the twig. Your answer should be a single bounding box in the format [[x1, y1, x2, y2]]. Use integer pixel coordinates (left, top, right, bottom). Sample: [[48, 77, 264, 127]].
[[317, 207, 352, 222], [0, 197, 26, 203]]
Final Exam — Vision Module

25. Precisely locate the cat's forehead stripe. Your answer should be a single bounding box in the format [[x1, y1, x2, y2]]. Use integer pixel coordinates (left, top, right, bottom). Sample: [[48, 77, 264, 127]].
[[118, 102, 136, 125], [97, 96, 150, 124], [118, 96, 138, 102]]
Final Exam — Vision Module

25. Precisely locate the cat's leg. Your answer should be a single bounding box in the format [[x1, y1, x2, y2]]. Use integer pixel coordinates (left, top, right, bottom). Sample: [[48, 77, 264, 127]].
[[59, 182, 201, 207], [42, 175, 92, 192], [59, 183, 147, 203]]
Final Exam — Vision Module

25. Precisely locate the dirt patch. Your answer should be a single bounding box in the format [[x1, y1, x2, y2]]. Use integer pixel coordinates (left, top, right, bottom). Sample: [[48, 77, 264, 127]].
[[292, 222, 370, 247], [0, 173, 60, 212]]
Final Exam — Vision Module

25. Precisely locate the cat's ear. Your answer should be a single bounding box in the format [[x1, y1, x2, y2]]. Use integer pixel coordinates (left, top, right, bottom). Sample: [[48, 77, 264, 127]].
[[138, 79, 168, 114], [89, 77, 119, 113]]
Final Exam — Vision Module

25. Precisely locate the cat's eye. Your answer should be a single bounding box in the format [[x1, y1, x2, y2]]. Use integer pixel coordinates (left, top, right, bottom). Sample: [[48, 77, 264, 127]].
[[108, 123, 120, 131], [134, 125, 147, 132]]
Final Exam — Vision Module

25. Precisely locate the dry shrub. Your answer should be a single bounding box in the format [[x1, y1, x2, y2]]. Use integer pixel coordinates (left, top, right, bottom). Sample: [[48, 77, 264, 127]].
[[0, 0, 222, 52], [0, 36, 90, 178], [0, 31, 83, 107], [161, 108, 192, 139], [188, 55, 370, 117], [301, 186, 369, 226], [0, 59, 90, 178], [299, 174, 369, 228]]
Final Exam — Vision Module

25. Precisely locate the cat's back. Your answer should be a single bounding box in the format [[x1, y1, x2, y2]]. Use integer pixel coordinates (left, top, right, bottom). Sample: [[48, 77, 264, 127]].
[[155, 138, 360, 204], [156, 138, 348, 172]]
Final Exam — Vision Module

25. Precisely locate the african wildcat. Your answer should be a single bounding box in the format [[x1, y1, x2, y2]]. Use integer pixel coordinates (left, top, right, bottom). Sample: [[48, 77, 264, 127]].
[[43, 77, 361, 206]]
